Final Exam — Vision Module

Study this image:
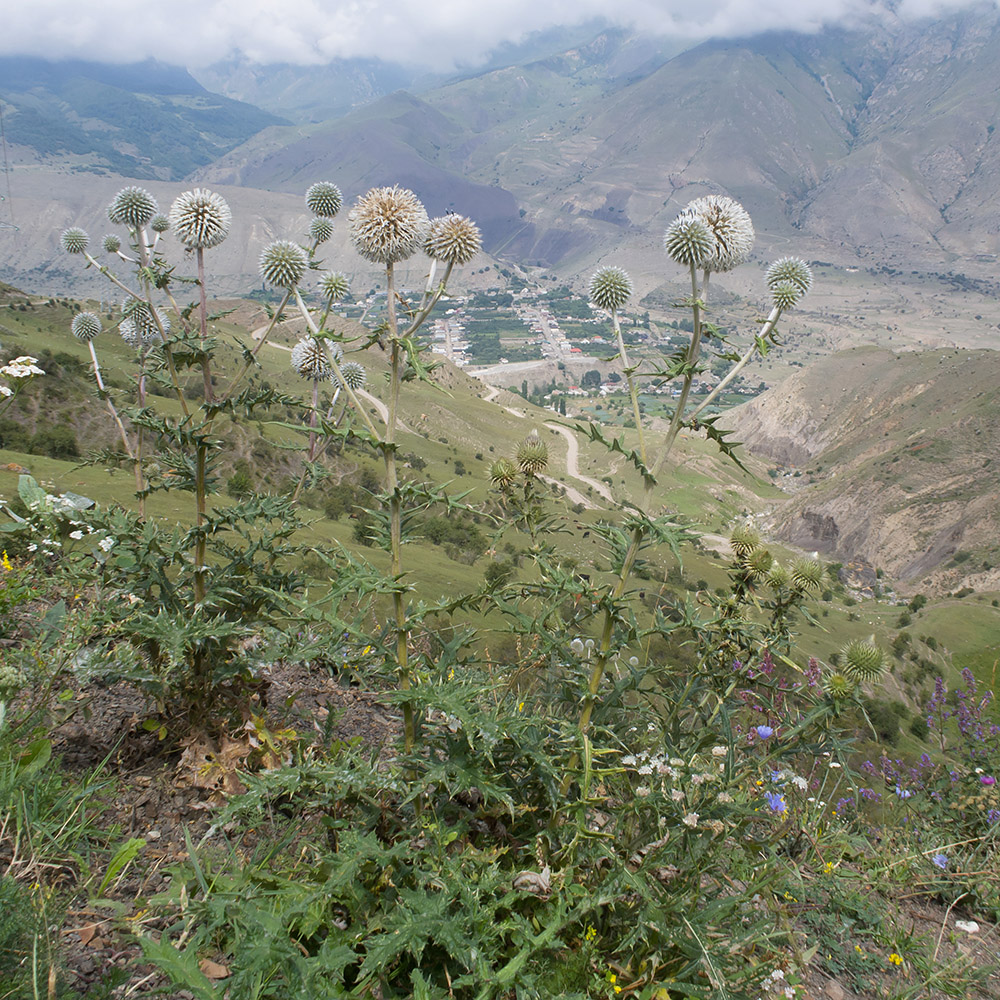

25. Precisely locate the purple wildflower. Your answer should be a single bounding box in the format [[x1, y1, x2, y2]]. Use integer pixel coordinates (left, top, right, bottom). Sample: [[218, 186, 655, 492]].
[[931, 853, 948, 870], [764, 792, 787, 814], [755, 725, 774, 740]]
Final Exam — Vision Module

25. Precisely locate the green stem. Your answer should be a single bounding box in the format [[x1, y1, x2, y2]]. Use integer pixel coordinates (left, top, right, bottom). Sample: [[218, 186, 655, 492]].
[[613, 308, 647, 468], [196, 248, 213, 403]]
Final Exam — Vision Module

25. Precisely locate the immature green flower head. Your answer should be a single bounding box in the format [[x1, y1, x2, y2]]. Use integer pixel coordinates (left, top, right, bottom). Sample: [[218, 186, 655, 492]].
[[680, 195, 754, 272], [489, 457, 518, 490], [791, 557, 824, 592], [61, 227, 90, 254], [290, 336, 340, 379], [823, 671, 856, 700], [169, 189, 231, 249], [424, 214, 482, 264], [841, 638, 886, 684], [745, 546, 773, 581], [348, 185, 429, 264], [767, 562, 790, 590], [516, 430, 548, 476], [766, 257, 812, 296], [306, 181, 343, 218], [108, 186, 158, 229], [310, 217, 334, 244], [771, 282, 801, 311], [71, 312, 102, 342], [320, 271, 350, 302], [259, 240, 309, 288], [150, 214, 171, 234], [102, 234, 121, 254], [730, 523, 761, 559], [663, 216, 715, 267], [588, 266, 632, 312], [338, 361, 367, 389]]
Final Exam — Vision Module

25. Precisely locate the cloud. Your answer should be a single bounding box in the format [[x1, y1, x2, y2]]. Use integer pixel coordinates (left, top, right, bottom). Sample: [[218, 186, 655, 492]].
[[1, 0, 995, 69]]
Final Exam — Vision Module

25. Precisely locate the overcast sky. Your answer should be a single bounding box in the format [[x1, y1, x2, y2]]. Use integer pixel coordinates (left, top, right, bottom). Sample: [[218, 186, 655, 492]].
[[2, 0, 994, 70]]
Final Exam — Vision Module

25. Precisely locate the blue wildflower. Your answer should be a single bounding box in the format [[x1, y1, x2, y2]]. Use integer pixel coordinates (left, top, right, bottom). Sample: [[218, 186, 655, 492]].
[[755, 725, 774, 740], [931, 853, 948, 870], [764, 792, 787, 814]]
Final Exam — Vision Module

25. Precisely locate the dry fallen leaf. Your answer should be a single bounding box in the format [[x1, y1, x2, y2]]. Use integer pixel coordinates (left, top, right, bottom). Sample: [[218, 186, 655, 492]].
[[199, 958, 230, 979]]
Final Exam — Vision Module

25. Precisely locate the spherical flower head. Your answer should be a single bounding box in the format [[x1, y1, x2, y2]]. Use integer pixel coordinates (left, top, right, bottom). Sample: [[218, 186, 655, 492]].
[[310, 217, 334, 244], [767, 257, 812, 296], [767, 562, 790, 590], [589, 266, 631, 312], [424, 214, 482, 265], [337, 360, 367, 389], [320, 271, 350, 302], [489, 457, 518, 490], [260, 240, 309, 288], [822, 671, 856, 700], [680, 195, 754, 272], [771, 282, 802, 311], [169, 189, 232, 249], [664, 216, 714, 267], [842, 638, 886, 684], [150, 214, 171, 234], [71, 312, 102, 342], [290, 337, 335, 379], [348, 186, 429, 265], [61, 227, 90, 255], [119, 319, 139, 348], [121, 299, 168, 345], [791, 557, 823, 592], [516, 431, 548, 476], [108, 186, 158, 229], [730, 523, 761, 559], [745, 546, 773, 581], [102, 234, 121, 254], [306, 181, 343, 218]]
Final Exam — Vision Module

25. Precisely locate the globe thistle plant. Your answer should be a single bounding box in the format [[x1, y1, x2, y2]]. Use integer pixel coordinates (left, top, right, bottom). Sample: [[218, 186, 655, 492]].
[[730, 524, 761, 560], [290, 337, 337, 380], [823, 671, 857, 700], [122, 299, 169, 343], [771, 283, 802, 311], [102, 234, 122, 254], [842, 638, 887, 685], [108, 186, 158, 229], [766, 257, 812, 297], [169, 189, 232, 249], [61, 227, 90, 255], [71, 312, 102, 342], [348, 186, 429, 265], [678, 195, 754, 273], [589, 266, 632, 313], [424, 214, 482, 265], [306, 181, 343, 218], [150, 214, 171, 234], [260, 240, 309, 288], [319, 272, 350, 302], [790, 558, 824, 592], [310, 217, 334, 244], [516, 431, 548, 476], [338, 361, 367, 390], [663, 216, 715, 267], [489, 457, 518, 490]]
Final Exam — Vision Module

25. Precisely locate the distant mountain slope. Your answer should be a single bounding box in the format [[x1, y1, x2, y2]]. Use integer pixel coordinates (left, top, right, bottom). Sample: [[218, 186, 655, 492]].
[[730, 346, 1000, 592], [0, 57, 286, 179], [192, 7, 1000, 276]]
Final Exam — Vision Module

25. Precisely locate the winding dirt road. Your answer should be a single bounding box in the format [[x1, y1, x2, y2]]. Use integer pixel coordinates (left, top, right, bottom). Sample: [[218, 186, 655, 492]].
[[544, 422, 615, 503]]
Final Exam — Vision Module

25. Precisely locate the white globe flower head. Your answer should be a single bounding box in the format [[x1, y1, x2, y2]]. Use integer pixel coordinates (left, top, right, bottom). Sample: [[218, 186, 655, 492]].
[[306, 181, 343, 218], [61, 228, 90, 255], [424, 214, 482, 265], [290, 337, 337, 379], [260, 240, 309, 288], [320, 272, 350, 302], [108, 186, 158, 229], [337, 361, 367, 389], [310, 217, 334, 244], [121, 299, 169, 345], [150, 214, 171, 234], [348, 186, 429, 265], [678, 195, 754, 272], [766, 257, 812, 296], [663, 216, 715, 267], [71, 312, 102, 342], [169, 189, 232, 249], [588, 266, 632, 312]]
